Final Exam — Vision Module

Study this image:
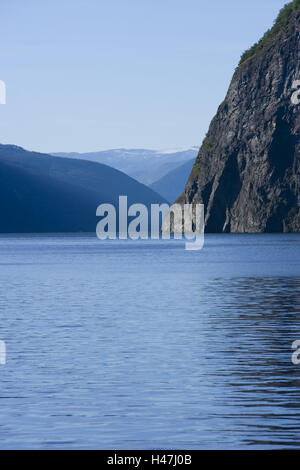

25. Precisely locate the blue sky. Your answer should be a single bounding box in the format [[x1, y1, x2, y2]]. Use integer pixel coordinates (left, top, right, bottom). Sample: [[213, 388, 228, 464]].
[[0, 0, 288, 153]]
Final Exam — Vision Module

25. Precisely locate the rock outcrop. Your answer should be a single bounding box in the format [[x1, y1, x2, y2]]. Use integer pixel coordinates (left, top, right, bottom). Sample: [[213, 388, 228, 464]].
[[180, 0, 300, 232]]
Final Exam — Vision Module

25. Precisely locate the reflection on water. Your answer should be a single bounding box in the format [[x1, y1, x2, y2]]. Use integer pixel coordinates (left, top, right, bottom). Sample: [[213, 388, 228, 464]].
[[202, 276, 300, 448], [0, 234, 299, 449]]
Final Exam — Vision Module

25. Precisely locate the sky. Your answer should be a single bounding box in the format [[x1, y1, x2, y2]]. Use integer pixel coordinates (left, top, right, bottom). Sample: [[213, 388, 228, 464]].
[[0, 0, 288, 153]]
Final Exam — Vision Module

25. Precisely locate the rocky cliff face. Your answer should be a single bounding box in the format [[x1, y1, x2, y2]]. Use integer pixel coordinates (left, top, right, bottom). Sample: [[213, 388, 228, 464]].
[[180, 1, 300, 233]]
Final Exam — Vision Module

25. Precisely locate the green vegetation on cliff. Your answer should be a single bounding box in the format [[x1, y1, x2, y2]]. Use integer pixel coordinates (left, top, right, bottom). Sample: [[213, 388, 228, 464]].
[[239, 0, 300, 66]]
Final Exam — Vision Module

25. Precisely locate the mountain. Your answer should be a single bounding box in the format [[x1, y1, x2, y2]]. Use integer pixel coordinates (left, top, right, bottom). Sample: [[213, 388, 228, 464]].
[[0, 144, 167, 233], [177, 0, 300, 233], [51, 148, 198, 186], [150, 159, 195, 203]]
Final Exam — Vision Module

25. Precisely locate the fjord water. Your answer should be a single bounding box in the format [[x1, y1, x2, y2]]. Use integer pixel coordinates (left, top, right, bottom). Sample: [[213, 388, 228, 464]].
[[0, 234, 300, 450]]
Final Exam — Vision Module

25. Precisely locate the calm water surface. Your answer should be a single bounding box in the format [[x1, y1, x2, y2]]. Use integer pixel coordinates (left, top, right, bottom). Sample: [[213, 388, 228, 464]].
[[0, 234, 300, 449]]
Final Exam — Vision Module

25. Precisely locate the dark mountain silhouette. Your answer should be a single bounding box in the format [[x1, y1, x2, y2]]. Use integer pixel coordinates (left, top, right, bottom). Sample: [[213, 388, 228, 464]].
[[0, 144, 167, 233], [178, 0, 300, 233]]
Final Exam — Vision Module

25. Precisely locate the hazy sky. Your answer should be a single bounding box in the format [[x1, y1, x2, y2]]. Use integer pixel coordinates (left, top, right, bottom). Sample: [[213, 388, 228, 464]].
[[0, 0, 288, 153]]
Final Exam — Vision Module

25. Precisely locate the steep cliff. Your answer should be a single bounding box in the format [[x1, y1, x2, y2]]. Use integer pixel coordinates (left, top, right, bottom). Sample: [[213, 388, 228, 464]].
[[180, 0, 300, 233]]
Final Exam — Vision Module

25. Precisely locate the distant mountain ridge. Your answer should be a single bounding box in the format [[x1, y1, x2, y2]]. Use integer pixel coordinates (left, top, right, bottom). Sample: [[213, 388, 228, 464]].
[[0, 144, 167, 233], [150, 159, 195, 203], [51, 147, 198, 186]]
